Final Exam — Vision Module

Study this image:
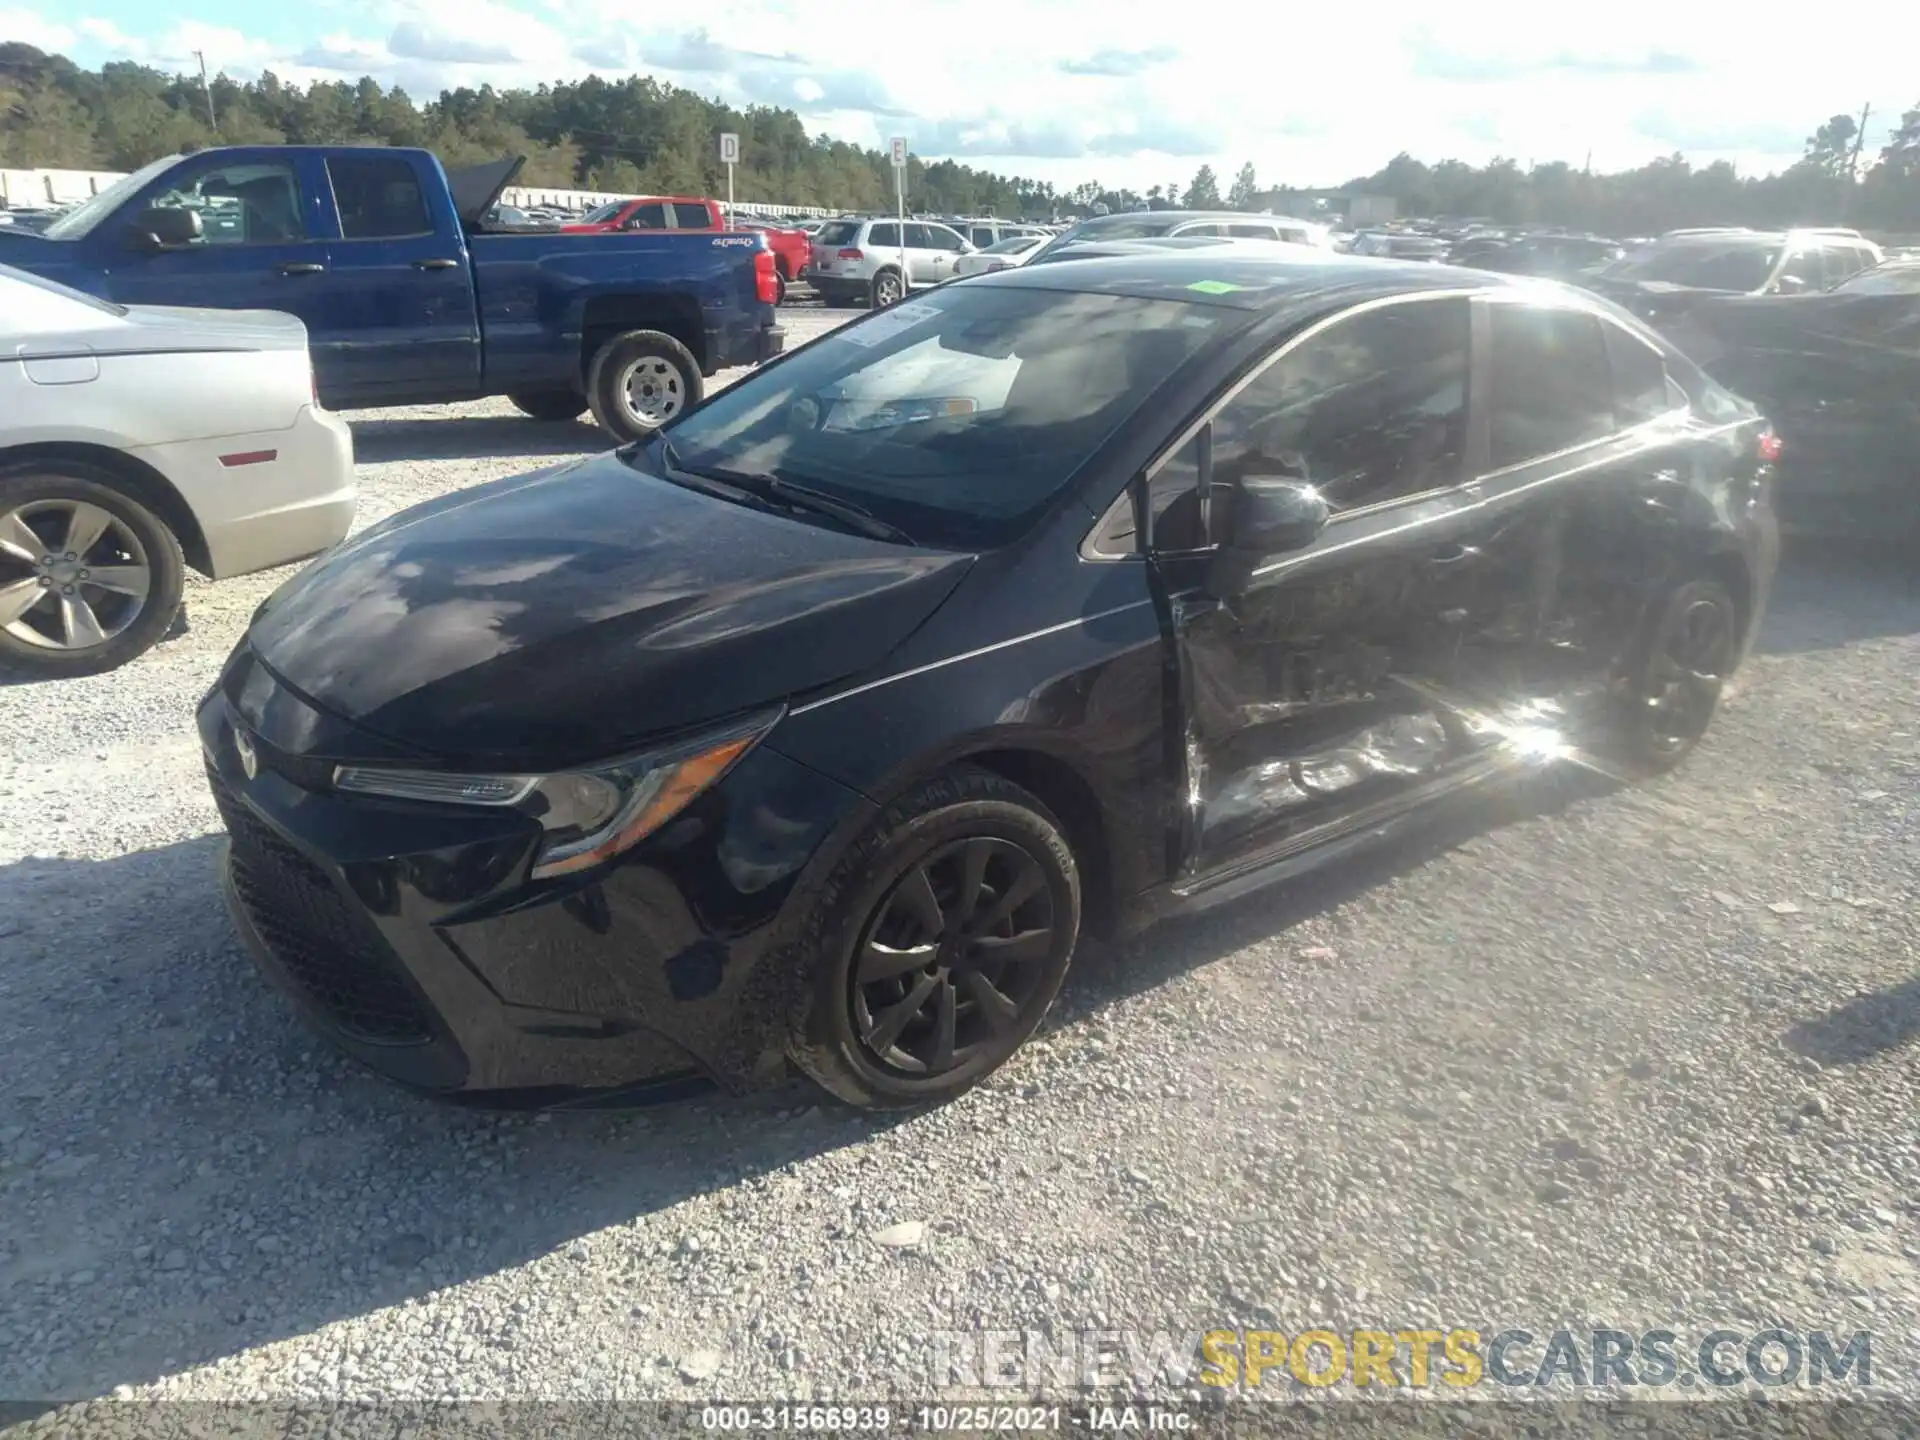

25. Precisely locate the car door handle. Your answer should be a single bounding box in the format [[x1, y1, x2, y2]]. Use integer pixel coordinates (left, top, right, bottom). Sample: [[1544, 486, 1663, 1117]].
[[277, 263, 326, 276], [1427, 545, 1480, 565], [413, 258, 459, 270]]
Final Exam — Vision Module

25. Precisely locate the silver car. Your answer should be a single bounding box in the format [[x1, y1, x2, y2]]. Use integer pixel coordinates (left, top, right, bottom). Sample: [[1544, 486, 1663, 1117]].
[[808, 218, 976, 307]]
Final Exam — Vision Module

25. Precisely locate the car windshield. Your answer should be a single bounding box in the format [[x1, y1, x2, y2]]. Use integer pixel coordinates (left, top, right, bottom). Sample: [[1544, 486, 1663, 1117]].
[[1607, 242, 1781, 291], [38, 154, 183, 241], [582, 201, 627, 224], [1834, 264, 1920, 295], [647, 284, 1231, 549]]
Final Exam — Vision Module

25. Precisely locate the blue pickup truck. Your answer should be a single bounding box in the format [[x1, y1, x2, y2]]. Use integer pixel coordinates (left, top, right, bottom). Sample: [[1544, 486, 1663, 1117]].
[[0, 146, 784, 440]]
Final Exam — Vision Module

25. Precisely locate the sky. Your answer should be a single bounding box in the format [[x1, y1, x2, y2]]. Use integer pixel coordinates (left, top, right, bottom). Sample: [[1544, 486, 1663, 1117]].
[[3, 0, 1915, 193]]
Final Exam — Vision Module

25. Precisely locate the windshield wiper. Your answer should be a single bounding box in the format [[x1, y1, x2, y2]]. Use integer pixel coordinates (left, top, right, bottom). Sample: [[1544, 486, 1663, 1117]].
[[660, 440, 915, 546]]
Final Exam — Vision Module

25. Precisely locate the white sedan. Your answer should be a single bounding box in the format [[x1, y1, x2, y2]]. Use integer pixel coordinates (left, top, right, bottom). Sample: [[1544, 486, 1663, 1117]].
[[953, 234, 1046, 276], [0, 264, 355, 677]]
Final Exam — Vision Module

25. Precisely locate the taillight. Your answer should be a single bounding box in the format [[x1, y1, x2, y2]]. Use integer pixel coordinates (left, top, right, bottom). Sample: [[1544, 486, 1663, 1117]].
[[754, 249, 779, 305], [838, 247, 863, 260], [1756, 430, 1783, 464]]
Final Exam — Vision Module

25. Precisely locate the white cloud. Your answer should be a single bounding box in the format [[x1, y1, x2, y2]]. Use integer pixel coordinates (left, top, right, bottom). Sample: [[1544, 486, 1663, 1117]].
[[5, 0, 1915, 190]]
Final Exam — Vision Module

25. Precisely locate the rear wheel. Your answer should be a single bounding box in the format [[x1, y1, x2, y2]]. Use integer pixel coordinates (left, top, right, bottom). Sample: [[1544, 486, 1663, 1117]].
[[869, 269, 904, 308], [1618, 577, 1740, 770], [585, 330, 704, 444], [0, 462, 185, 678], [773, 272, 788, 306], [507, 388, 587, 422], [791, 769, 1081, 1110]]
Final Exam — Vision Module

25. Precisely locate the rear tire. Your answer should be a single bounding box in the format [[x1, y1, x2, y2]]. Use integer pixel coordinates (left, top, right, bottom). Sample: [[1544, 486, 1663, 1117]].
[[1617, 577, 1740, 772], [869, 268, 904, 308], [585, 331, 704, 444], [507, 389, 587, 422], [0, 461, 186, 679], [789, 768, 1081, 1110], [774, 272, 788, 306]]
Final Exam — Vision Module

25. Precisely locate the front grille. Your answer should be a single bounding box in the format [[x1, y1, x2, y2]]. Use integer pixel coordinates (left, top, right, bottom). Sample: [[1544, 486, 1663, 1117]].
[[209, 764, 435, 1044]]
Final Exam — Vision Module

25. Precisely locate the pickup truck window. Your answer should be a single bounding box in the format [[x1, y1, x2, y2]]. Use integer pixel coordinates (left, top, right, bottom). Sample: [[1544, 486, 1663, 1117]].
[[328, 156, 433, 240], [670, 202, 712, 229], [627, 203, 671, 230], [151, 161, 308, 244], [38, 154, 179, 240]]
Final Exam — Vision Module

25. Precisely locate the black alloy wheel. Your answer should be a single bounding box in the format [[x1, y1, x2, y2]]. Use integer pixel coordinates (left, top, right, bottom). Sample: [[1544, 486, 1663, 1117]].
[[854, 837, 1057, 1075], [1623, 577, 1738, 769], [791, 769, 1081, 1109]]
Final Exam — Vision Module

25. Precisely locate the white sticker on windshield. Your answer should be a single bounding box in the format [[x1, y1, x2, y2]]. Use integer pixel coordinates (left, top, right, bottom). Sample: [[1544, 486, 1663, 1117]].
[[839, 300, 942, 347]]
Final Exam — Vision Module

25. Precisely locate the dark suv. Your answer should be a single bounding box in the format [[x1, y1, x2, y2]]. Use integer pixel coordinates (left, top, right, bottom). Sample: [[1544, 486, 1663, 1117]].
[[1584, 228, 1883, 323]]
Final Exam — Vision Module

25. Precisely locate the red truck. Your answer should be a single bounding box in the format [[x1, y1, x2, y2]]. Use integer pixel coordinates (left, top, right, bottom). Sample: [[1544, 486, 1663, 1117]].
[[564, 197, 811, 301]]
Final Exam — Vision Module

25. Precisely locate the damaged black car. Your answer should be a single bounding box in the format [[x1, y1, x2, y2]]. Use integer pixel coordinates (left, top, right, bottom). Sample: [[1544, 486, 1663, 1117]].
[[200, 251, 1779, 1111]]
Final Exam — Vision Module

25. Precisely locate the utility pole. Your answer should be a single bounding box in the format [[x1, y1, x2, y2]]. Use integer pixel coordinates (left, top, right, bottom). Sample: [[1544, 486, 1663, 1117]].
[[1845, 101, 1871, 182], [194, 50, 218, 134]]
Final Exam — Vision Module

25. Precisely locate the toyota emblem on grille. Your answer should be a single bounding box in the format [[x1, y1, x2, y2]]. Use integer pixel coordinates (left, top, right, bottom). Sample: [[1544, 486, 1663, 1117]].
[[233, 728, 259, 780]]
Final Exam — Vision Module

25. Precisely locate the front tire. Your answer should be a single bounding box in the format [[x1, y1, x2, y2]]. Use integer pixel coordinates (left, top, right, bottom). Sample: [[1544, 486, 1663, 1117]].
[[790, 768, 1081, 1110], [585, 330, 704, 443], [0, 461, 186, 678], [507, 388, 587, 422], [1618, 577, 1740, 771]]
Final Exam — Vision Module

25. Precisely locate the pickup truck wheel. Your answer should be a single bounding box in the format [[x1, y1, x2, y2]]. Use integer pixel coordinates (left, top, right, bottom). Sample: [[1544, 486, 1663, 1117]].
[[586, 331, 704, 443], [508, 389, 588, 422], [870, 269, 904, 308], [0, 462, 186, 679], [774, 273, 789, 306]]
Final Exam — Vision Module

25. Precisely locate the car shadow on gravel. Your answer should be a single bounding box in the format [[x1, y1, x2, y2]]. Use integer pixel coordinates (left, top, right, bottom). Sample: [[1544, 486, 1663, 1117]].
[[0, 835, 887, 1401], [1050, 764, 1624, 1035], [1783, 977, 1920, 1067], [0, 766, 1615, 1401], [348, 414, 612, 464], [1756, 540, 1920, 656]]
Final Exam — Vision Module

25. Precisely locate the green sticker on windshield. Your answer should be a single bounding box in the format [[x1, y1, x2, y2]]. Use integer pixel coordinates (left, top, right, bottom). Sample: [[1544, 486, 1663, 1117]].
[[1187, 279, 1245, 295]]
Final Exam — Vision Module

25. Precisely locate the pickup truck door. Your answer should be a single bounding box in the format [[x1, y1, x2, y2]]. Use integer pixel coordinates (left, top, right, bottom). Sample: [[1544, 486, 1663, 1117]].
[[94, 151, 340, 345], [313, 151, 481, 405]]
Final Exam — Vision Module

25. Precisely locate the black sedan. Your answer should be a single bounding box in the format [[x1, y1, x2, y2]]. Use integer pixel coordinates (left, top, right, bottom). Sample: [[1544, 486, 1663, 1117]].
[[201, 252, 1780, 1110], [1656, 260, 1920, 540]]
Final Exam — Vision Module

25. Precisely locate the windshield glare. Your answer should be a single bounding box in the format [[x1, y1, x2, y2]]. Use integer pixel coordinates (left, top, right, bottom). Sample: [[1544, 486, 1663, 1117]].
[[1612, 243, 1781, 291], [653, 285, 1228, 548], [582, 201, 627, 224], [40, 154, 183, 240]]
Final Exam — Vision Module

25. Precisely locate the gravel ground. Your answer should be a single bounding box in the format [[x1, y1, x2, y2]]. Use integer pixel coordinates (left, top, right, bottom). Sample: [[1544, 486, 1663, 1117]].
[[1, 302, 1917, 1415]]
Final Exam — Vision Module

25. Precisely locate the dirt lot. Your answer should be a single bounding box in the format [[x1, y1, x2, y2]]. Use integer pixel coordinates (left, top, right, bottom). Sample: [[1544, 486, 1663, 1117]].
[[1, 302, 1916, 1408]]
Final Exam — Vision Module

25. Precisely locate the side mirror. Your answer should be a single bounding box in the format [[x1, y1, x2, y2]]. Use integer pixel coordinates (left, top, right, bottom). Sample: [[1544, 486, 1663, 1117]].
[[1206, 473, 1331, 597], [126, 206, 201, 250]]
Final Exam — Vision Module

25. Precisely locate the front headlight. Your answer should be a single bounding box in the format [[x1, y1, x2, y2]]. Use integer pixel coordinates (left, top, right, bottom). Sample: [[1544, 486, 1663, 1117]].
[[332, 709, 780, 880]]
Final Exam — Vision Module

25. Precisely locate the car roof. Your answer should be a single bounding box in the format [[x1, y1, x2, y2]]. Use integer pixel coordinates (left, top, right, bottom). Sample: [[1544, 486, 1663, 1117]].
[[975, 246, 1496, 312]]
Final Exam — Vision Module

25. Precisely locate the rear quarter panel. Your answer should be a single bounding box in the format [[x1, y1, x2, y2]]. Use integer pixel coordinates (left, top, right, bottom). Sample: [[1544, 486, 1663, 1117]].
[[467, 231, 767, 390]]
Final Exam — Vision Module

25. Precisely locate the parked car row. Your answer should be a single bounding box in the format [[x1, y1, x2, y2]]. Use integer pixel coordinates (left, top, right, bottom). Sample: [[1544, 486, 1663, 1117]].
[[0, 143, 788, 677]]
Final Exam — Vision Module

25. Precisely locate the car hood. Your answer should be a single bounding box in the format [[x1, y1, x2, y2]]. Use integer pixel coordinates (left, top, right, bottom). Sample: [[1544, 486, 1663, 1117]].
[[248, 452, 976, 767]]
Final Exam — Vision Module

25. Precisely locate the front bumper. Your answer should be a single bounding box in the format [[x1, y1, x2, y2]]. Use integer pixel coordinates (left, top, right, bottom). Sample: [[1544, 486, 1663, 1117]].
[[198, 673, 869, 1103]]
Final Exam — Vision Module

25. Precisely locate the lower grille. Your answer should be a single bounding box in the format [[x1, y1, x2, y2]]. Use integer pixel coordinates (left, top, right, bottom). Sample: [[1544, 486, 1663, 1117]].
[[209, 764, 435, 1044]]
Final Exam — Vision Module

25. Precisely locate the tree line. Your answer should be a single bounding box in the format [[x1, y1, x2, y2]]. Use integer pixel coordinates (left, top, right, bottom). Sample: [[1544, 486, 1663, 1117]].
[[3, 44, 1917, 234]]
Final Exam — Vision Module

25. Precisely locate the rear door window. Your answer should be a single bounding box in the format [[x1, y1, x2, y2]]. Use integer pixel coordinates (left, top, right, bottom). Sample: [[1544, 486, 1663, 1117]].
[[669, 201, 713, 229], [868, 222, 902, 248], [327, 155, 432, 239], [1227, 223, 1279, 240], [1487, 303, 1619, 469], [971, 225, 997, 247], [1603, 322, 1678, 425], [1775, 246, 1826, 292]]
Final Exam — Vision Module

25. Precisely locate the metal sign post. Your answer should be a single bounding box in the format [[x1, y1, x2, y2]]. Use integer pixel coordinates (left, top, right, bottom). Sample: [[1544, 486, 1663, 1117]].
[[719, 132, 740, 225], [890, 136, 908, 299]]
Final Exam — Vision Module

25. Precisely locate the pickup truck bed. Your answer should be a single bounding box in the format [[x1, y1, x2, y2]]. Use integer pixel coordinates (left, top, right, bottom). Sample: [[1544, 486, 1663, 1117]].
[[0, 146, 784, 441]]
